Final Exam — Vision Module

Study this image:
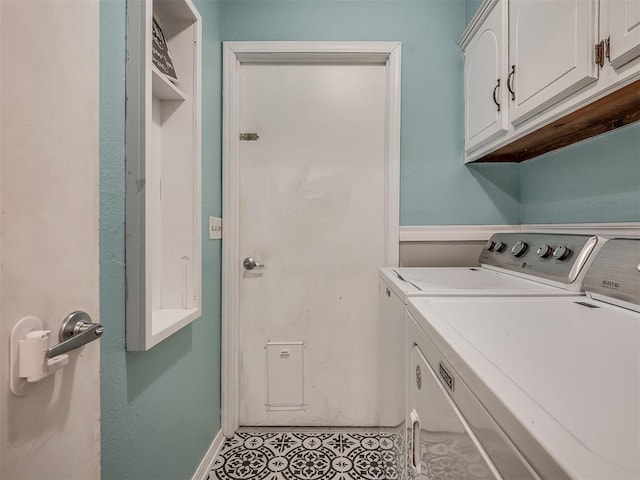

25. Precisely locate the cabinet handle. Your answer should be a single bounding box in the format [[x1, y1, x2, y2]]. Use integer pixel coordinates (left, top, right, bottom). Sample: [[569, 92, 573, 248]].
[[492, 79, 501, 112], [507, 65, 516, 101]]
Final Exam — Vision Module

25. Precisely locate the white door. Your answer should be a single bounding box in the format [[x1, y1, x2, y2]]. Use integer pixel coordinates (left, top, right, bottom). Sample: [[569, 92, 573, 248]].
[[464, 0, 509, 153], [238, 62, 386, 426], [233, 55, 397, 426], [509, 0, 598, 125], [0, 0, 100, 478]]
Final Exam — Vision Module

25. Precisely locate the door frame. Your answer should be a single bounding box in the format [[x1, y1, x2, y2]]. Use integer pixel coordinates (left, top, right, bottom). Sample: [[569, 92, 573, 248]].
[[221, 41, 402, 437]]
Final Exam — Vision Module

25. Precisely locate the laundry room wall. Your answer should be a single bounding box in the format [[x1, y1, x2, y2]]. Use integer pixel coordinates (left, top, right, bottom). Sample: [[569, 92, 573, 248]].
[[99, 1, 223, 479], [222, 0, 522, 229], [520, 123, 640, 224], [465, 0, 484, 24]]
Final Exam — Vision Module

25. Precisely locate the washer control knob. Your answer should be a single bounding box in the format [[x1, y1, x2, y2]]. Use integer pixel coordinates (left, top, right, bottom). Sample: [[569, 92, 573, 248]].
[[553, 246, 571, 260], [511, 241, 528, 257], [485, 240, 496, 252], [537, 244, 553, 258], [495, 241, 507, 253]]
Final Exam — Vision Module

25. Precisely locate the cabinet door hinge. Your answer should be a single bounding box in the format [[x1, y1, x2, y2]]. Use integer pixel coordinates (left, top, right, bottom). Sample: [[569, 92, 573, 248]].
[[595, 37, 610, 68], [595, 40, 605, 68]]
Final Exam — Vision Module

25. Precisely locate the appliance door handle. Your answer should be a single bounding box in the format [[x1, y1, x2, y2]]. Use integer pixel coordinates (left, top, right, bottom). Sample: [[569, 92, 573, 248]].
[[410, 409, 422, 474]]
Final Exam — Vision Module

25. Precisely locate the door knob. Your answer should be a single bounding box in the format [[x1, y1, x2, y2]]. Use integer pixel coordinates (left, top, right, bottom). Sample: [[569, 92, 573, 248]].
[[243, 257, 264, 270], [47, 311, 104, 358]]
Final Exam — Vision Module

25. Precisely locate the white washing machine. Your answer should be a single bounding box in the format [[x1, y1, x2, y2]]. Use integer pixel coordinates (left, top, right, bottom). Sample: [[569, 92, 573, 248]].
[[406, 238, 639, 479], [377, 233, 606, 478]]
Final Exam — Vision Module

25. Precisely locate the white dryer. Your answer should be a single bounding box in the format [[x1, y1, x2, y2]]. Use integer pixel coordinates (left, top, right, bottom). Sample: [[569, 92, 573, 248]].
[[407, 238, 640, 479], [377, 233, 605, 478]]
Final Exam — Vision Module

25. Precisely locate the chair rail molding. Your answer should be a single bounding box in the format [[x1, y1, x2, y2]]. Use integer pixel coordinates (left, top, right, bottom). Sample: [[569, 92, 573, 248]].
[[400, 223, 640, 242]]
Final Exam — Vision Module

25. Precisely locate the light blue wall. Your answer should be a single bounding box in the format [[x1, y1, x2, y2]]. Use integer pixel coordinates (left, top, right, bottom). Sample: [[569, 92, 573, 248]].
[[465, 0, 483, 24], [99, 0, 223, 478], [521, 123, 640, 224], [222, 0, 522, 226]]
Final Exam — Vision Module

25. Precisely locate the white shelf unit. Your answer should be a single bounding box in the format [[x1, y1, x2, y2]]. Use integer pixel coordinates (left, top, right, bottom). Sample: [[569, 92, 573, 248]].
[[152, 65, 187, 101], [125, 0, 202, 351]]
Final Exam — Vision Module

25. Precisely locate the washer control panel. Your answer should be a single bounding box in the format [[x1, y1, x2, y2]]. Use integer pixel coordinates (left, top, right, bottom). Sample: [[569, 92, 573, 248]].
[[479, 233, 599, 285]]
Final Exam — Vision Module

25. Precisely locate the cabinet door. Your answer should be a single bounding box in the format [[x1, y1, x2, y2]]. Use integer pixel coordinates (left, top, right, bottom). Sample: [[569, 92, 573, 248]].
[[608, 0, 640, 69], [509, 0, 598, 125], [464, 0, 509, 153]]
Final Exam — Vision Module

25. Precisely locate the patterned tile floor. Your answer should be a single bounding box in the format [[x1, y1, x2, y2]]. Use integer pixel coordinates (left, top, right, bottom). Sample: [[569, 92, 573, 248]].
[[208, 430, 401, 480]]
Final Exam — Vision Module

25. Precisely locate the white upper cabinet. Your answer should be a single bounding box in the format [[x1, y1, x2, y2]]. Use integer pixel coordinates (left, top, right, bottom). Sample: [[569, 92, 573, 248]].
[[508, 0, 598, 125], [462, 0, 509, 153], [607, 0, 640, 69], [460, 0, 640, 163]]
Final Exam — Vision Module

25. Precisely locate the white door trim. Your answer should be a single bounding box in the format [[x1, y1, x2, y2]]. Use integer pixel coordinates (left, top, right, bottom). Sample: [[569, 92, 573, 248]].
[[222, 41, 401, 437]]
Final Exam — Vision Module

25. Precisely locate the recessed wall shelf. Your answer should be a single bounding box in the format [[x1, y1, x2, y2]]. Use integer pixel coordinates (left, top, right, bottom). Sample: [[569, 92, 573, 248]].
[[125, 0, 202, 351], [151, 66, 186, 101]]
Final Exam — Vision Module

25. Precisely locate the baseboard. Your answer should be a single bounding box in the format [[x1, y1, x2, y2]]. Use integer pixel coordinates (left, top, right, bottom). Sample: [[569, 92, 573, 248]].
[[400, 222, 640, 242], [191, 429, 225, 480]]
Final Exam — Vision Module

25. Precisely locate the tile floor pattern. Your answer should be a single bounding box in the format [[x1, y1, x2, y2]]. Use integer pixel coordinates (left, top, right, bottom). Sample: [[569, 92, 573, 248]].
[[208, 430, 401, 480]]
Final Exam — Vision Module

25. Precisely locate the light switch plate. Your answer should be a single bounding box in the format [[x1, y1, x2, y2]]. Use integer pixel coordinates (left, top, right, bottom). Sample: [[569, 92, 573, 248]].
[[209, 216, 222, 240]]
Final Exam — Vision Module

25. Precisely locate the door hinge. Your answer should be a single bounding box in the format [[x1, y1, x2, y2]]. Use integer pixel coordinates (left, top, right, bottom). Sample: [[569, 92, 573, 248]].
[[595, 40, 605, 67], [595, 37, 610, 68], [240, 132, 259, 141]]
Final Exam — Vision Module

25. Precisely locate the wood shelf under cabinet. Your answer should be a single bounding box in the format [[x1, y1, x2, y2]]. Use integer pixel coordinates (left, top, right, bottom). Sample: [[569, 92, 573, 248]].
[[477, 79, 640, 163]]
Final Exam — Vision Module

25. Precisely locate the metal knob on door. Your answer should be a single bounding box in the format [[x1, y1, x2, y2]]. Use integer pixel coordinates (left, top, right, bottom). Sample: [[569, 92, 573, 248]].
[[47, 311, 104, 358], [243, 257, 264, 270]]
